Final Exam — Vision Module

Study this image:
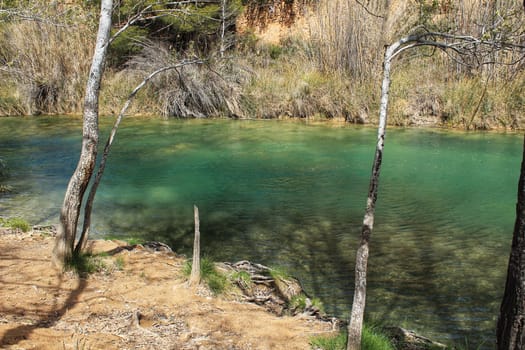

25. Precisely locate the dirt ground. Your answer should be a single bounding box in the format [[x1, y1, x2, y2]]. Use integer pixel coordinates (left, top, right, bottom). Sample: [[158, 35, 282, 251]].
[[0, 229, 335, 349]]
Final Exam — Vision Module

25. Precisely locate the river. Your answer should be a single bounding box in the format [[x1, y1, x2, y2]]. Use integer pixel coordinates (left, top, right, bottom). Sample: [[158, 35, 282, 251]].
[[0, 116, 521, 348]]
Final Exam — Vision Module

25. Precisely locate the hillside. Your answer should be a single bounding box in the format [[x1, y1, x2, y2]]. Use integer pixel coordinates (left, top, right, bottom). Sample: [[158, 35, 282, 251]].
[[0, 0, 523, 129]]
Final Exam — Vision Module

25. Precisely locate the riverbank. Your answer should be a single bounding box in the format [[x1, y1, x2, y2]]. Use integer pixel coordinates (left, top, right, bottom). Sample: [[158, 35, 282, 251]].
[[1, 2, 524, 130], [0, 229, 337, 349]]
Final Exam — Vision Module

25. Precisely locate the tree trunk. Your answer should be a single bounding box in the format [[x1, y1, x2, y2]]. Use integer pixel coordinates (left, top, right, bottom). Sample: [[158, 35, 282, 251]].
[[52, 0, 113, 267], [496, 135, 525, 349], [75, 60, 203, 254], [190, 205, 201, 286], [346, 40, 400, 350], [219, 0, 227, 57], [339, 28, 523, 350]]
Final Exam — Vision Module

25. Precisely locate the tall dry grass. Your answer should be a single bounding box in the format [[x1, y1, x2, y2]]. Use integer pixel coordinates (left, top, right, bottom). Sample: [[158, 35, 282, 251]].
[[306, 0, 424, 78], [307, 0, 384, 79], [125, 41, 247, 118], [0, 18, 95, 115], [299, 0, 524, 128], [236, 36, 378, 122], [0, 0, 522, 129]]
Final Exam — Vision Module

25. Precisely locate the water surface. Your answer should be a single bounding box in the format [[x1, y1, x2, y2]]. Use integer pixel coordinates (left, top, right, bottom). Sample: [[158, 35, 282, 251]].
[[0, 116, 521, 348]]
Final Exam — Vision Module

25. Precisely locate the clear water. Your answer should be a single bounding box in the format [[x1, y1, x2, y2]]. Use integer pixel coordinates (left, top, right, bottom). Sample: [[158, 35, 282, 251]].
[[0, 116, 521, 347]]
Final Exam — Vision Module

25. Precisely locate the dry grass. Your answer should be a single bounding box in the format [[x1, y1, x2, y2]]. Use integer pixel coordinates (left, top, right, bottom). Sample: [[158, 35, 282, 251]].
[[0, 230, 334, 349], [0, 18, 95, 115], [124, 41, 248, 118], [307, 0, 384, 79], [0, 0, 523, 129]]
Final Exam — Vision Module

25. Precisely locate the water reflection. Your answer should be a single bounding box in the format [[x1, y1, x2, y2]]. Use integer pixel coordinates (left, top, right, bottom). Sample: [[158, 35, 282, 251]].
[[0, 117, 521, 348]]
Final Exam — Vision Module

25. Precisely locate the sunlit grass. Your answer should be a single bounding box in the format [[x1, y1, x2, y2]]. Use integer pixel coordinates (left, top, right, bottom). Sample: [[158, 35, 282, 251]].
[[310, 325, 394, 350], [65, 253, 107, 276], [65, 251, 125, 276], [0, 217, 31, 232], [184, 257, 228, 294]]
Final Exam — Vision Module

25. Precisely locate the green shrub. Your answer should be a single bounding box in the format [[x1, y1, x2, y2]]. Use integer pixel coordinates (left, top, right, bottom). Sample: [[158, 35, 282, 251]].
[[184, 257, 228, 294], [230, 270, 253, 287], [206, 272, 228, 294], [289, 294, 307, 311], [289, 294, 324, 314], [361, 325, 395, 350], [310, 325, 394, 350], [114, 256, 125, 271], [65, 253, 107, 276], [0, 217, 31, 232], [268, 266, 291, 280], [107, 26, 148, 68], [311, 297, 325, 313], [268, 44, 283, 59], [310, 330, 347, 350]]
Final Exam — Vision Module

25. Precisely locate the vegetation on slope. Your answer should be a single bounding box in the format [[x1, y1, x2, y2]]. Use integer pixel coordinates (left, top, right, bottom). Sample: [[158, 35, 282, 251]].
[[0, 0, 523, 129]]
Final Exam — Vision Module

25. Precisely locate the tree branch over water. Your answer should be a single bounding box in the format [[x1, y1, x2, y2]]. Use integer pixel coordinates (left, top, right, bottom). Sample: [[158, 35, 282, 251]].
[[346, 22, 525, 350], [76, 58, 205, 252]]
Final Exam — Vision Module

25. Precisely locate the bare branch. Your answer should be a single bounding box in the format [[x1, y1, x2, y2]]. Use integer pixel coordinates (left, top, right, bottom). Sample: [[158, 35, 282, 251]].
[[0, 1, 82, 27], [385, 29, 525, 69], [76, 58, 205, 251], [353, 0, 384, 19], [109, 4, 154, 44], [110, 0, 223, 43]]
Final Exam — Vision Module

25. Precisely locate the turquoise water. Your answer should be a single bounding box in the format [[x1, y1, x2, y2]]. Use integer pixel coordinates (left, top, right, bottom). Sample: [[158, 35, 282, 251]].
[[0, 116, 521, 347]]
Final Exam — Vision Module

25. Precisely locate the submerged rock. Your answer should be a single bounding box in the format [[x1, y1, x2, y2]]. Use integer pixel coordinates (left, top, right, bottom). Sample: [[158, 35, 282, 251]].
[[0, 158, 8, 179]]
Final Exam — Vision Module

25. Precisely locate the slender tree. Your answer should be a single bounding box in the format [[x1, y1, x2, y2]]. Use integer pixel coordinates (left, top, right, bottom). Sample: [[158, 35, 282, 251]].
[[52, 0, 113, 267], [497, 135, 525, 349], [52, 1, 219, 264], [75, 58, 203, 254], [347, 39, 397, 350], [346, 26, 525, 349]]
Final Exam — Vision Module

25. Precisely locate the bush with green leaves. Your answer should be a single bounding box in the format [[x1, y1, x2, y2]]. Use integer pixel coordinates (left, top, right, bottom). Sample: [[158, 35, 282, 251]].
[[64, 251, 126, 276], [310, 330, 347, 350], [361, 325, 395, 350], [229, 270, 253, 287], [107, 26, 148, 68], [112, 0, 243, 55]]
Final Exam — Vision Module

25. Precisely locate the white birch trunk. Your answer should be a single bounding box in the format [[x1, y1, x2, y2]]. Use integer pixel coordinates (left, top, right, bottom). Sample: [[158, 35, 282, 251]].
[[52, 0, 113, 267], [190, 205, 201, 286], [346, 38, 404, 350], [219, 0, 227, 57], [75, 59, 203, 253]]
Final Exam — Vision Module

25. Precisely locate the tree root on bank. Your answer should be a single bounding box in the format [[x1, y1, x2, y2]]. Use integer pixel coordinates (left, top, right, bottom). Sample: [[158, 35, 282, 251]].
[[218, 260, 342, 330]]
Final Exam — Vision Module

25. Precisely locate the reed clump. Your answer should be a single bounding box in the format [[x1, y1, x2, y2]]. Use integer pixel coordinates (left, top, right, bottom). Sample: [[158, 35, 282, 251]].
[[124, 41, 248, 118], [0, 14, 95, 115]]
